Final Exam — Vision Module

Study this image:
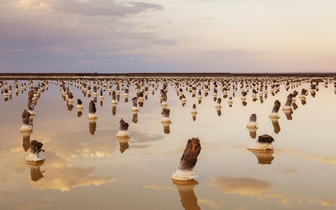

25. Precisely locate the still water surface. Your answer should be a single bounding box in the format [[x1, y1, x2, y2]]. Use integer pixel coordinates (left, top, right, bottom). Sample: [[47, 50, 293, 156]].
[[0, 77, 336, 210]]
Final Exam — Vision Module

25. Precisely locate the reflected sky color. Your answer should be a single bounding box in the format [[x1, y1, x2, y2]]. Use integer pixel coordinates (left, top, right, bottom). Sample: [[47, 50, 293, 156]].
[[0, 77, 336, 209], [1, 1, 336, 73]]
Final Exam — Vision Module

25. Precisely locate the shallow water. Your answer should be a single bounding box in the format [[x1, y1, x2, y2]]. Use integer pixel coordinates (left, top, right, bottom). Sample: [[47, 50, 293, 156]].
[[1, 77, 336, 210]]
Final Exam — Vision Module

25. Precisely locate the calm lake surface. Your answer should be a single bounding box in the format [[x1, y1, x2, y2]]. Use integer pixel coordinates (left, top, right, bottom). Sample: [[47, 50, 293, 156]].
[[1, 76, 336, 210]]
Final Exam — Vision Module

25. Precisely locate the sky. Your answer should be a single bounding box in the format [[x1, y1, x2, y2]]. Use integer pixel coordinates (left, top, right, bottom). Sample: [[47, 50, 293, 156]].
[[1, 0, 336, 73]]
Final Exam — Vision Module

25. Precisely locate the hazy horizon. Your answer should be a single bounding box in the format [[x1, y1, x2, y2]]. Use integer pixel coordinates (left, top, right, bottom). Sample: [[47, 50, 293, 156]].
[[1, 0, 336, 73]]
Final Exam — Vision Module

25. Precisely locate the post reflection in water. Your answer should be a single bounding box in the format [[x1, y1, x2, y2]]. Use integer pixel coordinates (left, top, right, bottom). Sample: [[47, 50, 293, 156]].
[[119, 139, 129, 153], [216, 109, 221, 116], [271, 119, 281, 134], [67, 103, 73, 111], [172, 180, 200, 210], [112, 105, 116, 116], [301, 98, 307, 105], [132, 112, 138, 124], [27, 161, 45, 182], [22, 133, 31, 152], [162, 122, 171, 134], [247, 149, 275, 165], [292, 102, 298, 110], [77, 111, 83, 117], [89, 120, 97, 135], [248, 128, 257, 139], [284, 109, 293, 120]]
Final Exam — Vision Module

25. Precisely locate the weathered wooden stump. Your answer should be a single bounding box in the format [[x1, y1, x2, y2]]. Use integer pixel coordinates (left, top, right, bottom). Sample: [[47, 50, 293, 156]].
[[247, 134, 275, 150], [269, 100, 281, 119], [26, 140, 45, 162], [172, 138, 201, 181]]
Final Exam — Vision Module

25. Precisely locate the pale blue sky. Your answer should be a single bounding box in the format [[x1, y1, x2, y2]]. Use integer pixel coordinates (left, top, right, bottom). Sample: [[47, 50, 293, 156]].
[[1, 0, 336, 73]]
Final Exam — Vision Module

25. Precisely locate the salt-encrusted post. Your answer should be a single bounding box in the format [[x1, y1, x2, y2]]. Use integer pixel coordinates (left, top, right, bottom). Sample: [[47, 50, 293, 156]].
[[172, 138, 201, 181]]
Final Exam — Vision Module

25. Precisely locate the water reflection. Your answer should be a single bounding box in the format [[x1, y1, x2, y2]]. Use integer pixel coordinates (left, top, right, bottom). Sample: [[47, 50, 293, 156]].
[[271, 119, 281, 134], [292, 102, 298, 110], [162, 123, 171, 134], [112, 105, 117, 116], [172, 180, 200, 210], [301, 98, 307, 105], [132, 112, 138, 123], [27, 161, 45, 182], [89, 120, 97, 135], [2, 76, 336, 209], [212, 176, 271, 195], [216, 109, 221, 116], [247, 149, 275, 164], [248, 128, 257, 139], [22, 133, 31, 152], [284, 109, 293, 120]]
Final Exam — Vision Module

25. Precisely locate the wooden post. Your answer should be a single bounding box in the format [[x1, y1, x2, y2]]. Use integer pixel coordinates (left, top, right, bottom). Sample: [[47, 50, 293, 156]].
[[179, 138, 200, 170]]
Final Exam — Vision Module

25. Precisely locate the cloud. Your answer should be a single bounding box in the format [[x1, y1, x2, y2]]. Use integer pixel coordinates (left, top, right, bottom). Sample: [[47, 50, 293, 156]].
[[56, 0, 162, 16], [300, 156, 336, 165], [0, 0, 175, 73], [201, 50, 271, 59], [18, 199, 52, 210], [212, 177, 272, 195], [32, 166, 116, 192], [15, 0, 163, 17], [279, 149, 336, 165], [282, 167, 297, 174], [307, 198, 336, 207], [142, 185, 163, 190], [31, 152, 117, 192], [198, 198, 226, 209]]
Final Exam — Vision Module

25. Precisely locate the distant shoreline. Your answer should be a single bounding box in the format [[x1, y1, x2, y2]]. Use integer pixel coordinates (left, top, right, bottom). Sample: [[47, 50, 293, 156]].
[[0, 72, 335, 79]]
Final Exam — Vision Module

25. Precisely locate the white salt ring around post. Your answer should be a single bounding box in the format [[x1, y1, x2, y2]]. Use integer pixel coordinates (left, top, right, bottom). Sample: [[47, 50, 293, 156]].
[[247, 142, 274, 151], [20, 125, 33, 133], [191, 108, 197, 114], [116, 130, 130, 139], [26, 152, 45, 162], [269, 113, 280, 119], [88, 114, 97, 120], [246, 122, 258, 129], [161, 118, 172, 124], [282, 106, 292, 112], [76, 105, 83, 110], [131, 107, 139, 112], [172, 169, 199, 181]]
